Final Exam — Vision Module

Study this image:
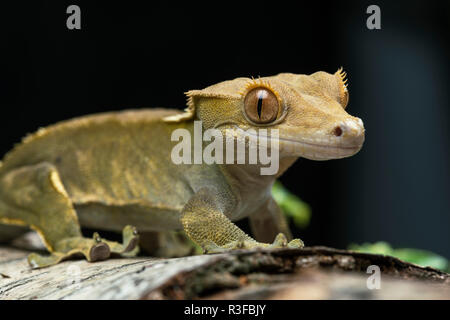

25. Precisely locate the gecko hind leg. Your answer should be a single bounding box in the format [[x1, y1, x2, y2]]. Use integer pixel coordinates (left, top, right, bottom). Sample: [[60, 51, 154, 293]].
[[0, 162, 139, 268]]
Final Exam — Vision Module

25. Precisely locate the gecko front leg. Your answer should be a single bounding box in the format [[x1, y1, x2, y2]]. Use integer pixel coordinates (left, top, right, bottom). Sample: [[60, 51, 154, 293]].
[[180, 188, 303, 253], [249, 197, 293, 243]]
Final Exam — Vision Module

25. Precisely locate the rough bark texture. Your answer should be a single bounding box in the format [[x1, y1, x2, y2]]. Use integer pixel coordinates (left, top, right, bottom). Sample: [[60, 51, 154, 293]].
[[0, 232, 449, 300]]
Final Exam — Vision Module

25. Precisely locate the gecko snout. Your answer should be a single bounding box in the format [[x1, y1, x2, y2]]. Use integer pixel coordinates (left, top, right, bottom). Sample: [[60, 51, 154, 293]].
[[332, 118, 365, 145]]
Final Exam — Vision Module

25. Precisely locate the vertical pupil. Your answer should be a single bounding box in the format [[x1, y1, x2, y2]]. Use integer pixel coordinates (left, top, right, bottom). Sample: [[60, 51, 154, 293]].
[[256, 90, 267, 119]]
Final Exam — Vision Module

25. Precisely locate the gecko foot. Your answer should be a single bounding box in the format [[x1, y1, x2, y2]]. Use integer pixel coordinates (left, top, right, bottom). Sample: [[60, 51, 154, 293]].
[[28, 233, 111, 268], [202, 233, 304, 254], [27, 226, 140, 269], [269, 233, 304, 249]]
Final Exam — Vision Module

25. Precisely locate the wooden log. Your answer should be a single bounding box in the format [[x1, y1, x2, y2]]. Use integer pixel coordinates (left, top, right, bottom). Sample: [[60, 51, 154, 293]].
[[0, 232, 449, 300]]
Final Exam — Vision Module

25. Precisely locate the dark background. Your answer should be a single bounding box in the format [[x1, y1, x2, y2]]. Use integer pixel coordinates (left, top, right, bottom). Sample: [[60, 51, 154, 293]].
[[0, 1, 449, 257]]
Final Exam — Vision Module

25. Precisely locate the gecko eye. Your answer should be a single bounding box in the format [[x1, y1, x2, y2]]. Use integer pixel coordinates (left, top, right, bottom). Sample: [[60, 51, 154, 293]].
[[244, 88, 280, 124]]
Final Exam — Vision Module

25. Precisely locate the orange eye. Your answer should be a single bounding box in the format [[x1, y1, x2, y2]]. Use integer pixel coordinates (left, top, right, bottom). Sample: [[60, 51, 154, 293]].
[[244, 88, 279, 124]]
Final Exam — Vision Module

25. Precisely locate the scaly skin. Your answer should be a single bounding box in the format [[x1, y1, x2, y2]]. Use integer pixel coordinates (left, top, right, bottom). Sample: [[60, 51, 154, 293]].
[[0, 69, 364, 268]]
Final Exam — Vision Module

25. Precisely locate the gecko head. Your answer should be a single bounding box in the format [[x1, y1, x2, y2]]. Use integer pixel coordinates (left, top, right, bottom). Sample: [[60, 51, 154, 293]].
[[181, 68, 365, 161]]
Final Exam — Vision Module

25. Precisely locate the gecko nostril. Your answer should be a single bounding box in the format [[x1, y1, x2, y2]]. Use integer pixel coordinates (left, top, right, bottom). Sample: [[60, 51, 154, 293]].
[[333, 126, 343, 137]]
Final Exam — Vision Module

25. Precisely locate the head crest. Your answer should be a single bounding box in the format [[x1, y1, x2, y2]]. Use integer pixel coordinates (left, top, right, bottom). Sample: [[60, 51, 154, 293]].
[[336, 67, 349, 108]]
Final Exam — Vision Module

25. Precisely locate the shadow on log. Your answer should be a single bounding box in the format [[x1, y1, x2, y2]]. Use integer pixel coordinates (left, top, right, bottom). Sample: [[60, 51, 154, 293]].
[[0, 232, 449, 299]]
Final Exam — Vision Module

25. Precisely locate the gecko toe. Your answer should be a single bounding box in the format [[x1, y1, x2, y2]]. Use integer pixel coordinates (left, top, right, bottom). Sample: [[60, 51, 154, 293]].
[[89, 242, 111, 262], [287, 238, 305, 249], [271, 233, 288, 247], [28, 252, 65, 269], [122, 225, 139, 252], [101, 225, 140, 257]]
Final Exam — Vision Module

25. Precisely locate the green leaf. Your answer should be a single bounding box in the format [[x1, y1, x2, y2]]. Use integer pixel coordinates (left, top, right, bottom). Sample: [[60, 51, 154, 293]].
[[349, 242, 449, 272], [272, 181, 311, 228]]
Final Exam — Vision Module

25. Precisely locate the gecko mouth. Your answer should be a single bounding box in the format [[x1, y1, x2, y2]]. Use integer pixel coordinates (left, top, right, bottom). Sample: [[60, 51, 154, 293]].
[[233, 126, 364, 160], [277, 136, 363, 160]]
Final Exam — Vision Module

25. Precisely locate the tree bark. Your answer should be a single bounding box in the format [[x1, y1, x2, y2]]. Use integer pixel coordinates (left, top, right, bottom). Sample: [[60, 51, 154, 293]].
[[0, 232, 449, 300]]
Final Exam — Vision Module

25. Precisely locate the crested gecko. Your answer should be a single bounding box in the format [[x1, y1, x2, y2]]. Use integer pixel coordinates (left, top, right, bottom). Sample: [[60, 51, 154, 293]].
[[0, 69, 364, 268]]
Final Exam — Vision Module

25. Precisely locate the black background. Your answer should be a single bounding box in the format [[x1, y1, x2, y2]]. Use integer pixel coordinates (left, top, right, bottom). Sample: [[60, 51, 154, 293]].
[[0, 1, 449, 257]]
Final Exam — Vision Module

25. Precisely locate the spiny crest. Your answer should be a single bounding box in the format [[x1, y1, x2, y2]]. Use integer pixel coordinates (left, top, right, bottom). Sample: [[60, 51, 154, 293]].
[[163, 76, 283, 123], [162, 92, 197, 122], [336, 67, 349, 91], [336, 67, 350, 108], [185, 90, 197, 109], [238, 77, 281, 102], [21, 127, 48, 144]]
